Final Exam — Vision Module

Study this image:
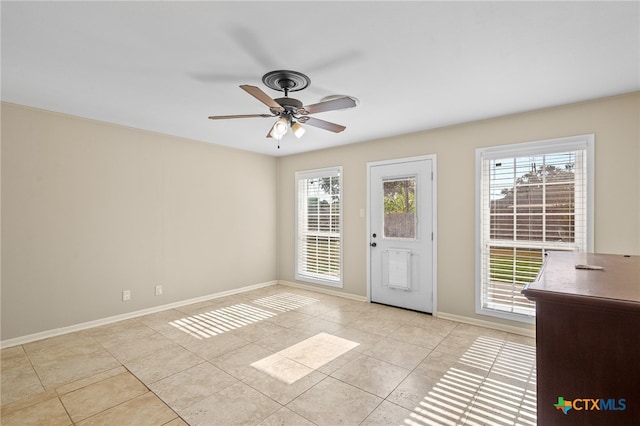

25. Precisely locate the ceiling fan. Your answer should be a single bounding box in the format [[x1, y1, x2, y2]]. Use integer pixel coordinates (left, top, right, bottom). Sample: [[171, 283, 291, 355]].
[[208, 70, 357, 147]]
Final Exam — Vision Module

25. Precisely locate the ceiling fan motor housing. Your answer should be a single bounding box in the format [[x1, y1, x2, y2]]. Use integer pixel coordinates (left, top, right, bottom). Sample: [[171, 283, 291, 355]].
[[271, 97, 303, 116]]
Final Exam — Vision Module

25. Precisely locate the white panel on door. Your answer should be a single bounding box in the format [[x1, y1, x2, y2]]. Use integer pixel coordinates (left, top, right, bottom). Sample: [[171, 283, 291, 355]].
[[384, 249, 412, 290]]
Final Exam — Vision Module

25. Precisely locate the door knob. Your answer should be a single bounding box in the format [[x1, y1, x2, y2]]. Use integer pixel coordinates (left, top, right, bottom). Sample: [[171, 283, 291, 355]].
[[370, 242, 377, 247]]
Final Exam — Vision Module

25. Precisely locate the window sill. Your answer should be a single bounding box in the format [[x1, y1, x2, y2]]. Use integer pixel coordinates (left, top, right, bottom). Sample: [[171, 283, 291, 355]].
[[476, 306, 535, 325], [295, 274, 343, 289]]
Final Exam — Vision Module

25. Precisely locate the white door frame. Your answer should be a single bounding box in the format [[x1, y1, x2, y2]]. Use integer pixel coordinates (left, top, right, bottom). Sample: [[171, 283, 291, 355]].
[[366, 154, 438, 314]]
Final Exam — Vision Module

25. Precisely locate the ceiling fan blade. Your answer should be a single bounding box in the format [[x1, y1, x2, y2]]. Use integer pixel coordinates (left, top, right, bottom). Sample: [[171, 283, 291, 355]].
[[208, 114, 273, 120], [299, 116, 346, 133], [228, 25, 278, 70], [299, 96, 357, 115], [240, 85, 284, 112]]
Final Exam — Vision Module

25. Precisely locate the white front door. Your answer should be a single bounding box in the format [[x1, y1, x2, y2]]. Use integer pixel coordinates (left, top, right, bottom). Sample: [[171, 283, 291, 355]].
[[368, 157, 435, 313]]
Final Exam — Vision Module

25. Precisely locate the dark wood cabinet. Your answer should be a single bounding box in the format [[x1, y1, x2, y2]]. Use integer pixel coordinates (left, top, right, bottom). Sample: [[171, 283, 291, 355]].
[[522, 252, 639, 425]]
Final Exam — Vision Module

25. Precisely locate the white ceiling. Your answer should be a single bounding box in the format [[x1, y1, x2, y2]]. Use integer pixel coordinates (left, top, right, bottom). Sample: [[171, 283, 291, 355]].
[[2, 1, 639, 157]]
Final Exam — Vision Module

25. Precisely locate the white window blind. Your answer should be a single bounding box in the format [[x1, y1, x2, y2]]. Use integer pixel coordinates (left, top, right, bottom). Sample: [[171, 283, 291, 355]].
[[476, 135, 593, 322], [295, 167, 342, 287]]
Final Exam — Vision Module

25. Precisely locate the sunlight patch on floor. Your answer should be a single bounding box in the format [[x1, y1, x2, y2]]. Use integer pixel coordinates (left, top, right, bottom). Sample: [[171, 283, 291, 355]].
[[251, 292, 319, 312], [169, 303, 276, 339], [405, 337, 536, 426], [459, 336, 503, 370], [168, 292, 319, 340], [251, 332, 359, 384]]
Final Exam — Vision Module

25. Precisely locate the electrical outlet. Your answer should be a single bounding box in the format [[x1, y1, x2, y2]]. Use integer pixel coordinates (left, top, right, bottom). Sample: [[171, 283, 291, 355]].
[[122, 290, 131, 301], [155, 285, 163, 296]]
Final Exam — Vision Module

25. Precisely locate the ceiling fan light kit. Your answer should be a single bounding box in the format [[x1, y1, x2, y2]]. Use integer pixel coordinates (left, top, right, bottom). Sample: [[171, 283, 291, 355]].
[[209, 70, 356, 148], [291, 121, 306, 139], [268, 117, 289, 140]]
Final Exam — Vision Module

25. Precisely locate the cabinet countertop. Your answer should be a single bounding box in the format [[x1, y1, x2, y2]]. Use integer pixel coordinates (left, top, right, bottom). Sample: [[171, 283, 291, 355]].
[[522, 252, 640, 309]]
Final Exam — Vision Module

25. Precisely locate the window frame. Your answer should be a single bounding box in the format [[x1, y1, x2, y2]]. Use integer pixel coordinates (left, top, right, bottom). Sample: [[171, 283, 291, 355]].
[[295, 166, 343, 287], [475, 135, 594, 323]]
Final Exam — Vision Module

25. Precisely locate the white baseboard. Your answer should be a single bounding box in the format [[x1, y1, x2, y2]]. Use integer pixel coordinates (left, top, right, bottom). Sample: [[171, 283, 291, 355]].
[[278, 280, 368, 302], [0, 280, 278, 349], [435, 311, 536, 338]]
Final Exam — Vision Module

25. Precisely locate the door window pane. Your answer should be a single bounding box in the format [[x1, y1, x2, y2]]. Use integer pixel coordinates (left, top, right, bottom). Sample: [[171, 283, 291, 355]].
[[383, 178, 416, 239]]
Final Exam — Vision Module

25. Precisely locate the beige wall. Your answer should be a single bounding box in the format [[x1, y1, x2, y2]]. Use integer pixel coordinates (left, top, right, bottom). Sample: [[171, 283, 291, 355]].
[[2, 93, 638, 341], [1, 103, 278, 341], [277, 93, 640, 332]]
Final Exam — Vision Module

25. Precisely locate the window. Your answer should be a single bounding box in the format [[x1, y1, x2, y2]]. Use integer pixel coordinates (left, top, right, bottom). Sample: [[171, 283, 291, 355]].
[[476, 135, 593, 322], [296, 167, 342, 287]]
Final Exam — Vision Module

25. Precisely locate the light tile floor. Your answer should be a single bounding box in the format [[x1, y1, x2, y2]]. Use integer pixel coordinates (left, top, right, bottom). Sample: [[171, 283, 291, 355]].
[[1, 285, 537, 425]]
